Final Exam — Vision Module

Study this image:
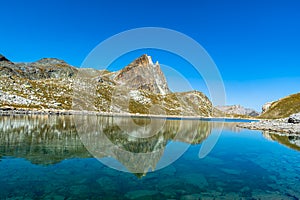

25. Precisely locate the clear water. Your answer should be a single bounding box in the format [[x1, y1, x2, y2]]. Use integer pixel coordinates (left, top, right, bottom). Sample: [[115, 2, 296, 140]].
[[0, 115, 299, 200]]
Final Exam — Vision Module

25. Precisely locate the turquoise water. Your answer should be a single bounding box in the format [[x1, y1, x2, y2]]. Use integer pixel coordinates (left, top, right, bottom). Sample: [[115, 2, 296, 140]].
[[0, 115, 299, 199]]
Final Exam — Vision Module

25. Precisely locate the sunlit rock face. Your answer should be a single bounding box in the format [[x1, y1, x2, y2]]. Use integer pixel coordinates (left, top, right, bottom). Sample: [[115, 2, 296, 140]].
[[114, 54, 170, 95]]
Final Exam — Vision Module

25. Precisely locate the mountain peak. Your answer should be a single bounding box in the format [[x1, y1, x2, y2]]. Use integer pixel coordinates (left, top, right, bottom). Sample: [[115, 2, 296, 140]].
[[130, 54, 155, 67], [114, 54, 170, 95], [35, 58, 68, 65]]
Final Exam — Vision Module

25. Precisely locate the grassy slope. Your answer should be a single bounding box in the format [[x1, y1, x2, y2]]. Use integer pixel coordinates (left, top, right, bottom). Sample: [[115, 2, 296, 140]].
[[259, 93, 300, 119]]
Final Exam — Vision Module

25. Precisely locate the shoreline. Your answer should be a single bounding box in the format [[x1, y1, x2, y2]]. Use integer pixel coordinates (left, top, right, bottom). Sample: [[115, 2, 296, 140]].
[[238, 119, 300, 134], [0, 107, 256, 122], [2, 107, 299, 134]]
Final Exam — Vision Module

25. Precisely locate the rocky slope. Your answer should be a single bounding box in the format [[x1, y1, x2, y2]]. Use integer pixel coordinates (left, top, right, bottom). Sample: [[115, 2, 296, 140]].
[[0, 54, 77, 79], [216, 105, 259, 117], [113, 54, 170, 95], [259, 93, 300, 119], [0, 54, 213, 117]]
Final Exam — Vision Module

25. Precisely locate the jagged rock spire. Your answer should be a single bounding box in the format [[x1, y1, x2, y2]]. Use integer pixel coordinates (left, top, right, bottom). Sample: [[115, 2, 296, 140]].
[[114, 54, 170, 95]]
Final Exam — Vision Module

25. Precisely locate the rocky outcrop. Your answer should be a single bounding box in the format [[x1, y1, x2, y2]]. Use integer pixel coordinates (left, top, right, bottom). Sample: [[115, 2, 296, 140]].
[[238, 113, 300, 134], [259, 93, 300, 119], [288, 113, 300, 124], [216, 105, 259, 117], [114, 54, 170, 95], [262, 101, 274, 113]]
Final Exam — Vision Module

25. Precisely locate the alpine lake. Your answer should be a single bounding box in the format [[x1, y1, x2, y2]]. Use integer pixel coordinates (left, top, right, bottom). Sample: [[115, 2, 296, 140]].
[[0, 115, 299, 200]]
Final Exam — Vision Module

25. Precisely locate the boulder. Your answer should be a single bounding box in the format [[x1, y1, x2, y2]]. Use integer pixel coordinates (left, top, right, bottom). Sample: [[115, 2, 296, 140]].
[[0, 106, 15, 111], [288, 113, 300, 124]]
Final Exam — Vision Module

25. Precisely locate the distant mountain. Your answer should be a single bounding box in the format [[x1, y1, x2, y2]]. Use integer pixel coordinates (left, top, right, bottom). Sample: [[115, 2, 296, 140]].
[[0, 54, 213, 117], [259, 93, 300, 119], [216, 105, 259, 117]]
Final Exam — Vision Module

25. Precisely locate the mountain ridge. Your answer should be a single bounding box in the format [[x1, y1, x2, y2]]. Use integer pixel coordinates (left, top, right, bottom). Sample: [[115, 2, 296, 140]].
[[259, 93, 300, 119], [0, 54, 214, 117]]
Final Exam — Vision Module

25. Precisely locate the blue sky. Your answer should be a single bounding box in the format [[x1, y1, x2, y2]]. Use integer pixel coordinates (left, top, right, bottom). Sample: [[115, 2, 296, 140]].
[[1, 0, 300, 111]]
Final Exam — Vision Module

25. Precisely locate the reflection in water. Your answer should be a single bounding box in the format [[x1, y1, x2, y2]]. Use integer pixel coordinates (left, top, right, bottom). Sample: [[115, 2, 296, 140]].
[[0, 115, 90, 165], [74, 115, 214, 175], [262, 131, 300, 151], [0, 115, 241, 174], [0, 116, 208, 173], [1, 116, 300, 199]]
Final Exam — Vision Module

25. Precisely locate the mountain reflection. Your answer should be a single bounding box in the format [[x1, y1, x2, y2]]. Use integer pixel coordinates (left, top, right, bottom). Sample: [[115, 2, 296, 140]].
[[262, 131, 300, 152], [0, 115, 241, 174]]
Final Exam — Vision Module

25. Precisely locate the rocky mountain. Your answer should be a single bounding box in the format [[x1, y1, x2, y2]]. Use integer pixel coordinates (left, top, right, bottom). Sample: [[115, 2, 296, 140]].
[[216, 105, 259, 117], [0, 55, 77, 80], [0, 54, 10, 62], [114, 54, 170, 95], [0, 54, 213, 117], [259, 93, 300, 119]]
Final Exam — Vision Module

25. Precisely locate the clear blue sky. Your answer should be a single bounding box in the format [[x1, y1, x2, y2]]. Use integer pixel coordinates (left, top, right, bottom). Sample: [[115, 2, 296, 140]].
[[1, 0, 300, 111]]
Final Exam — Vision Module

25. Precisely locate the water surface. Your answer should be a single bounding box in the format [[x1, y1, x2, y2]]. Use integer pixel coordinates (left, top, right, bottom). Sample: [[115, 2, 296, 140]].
[[0, 115, 299, 199]]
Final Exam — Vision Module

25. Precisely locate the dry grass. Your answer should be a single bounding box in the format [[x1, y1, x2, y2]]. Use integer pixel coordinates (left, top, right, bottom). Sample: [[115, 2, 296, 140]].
[[259, 93, 300, 119]]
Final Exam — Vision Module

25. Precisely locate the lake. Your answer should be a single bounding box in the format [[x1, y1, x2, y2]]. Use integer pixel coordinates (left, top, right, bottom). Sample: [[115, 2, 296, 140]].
[[0, 115, 299, 199]]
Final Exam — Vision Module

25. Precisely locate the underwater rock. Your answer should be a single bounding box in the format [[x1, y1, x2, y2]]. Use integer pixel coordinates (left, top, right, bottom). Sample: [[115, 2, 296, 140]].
[[96, 177, 118, 190], [181, 174, 208, 189], [125, 190, 158, 199], [220, 168, 241, 175], [158, 165, 176, 176], [43, 194, 65, 200], [180, 194, 201, 200]]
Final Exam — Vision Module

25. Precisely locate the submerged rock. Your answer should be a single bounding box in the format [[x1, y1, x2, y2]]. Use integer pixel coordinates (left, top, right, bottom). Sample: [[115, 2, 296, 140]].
[[125, 190, 158, 199]]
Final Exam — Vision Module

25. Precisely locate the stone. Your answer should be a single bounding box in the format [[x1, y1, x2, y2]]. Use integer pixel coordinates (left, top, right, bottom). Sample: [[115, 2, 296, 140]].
[[0, 106, 15, 111], [288, 113, 300, 124], [54, 103, 62, 107], [180, 194, 202, 200], [125, 190, 158, 199]]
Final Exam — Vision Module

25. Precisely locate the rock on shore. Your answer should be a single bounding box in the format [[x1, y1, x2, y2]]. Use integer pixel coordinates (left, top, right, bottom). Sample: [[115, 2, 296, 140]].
[[238, 113, 300, 134]]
